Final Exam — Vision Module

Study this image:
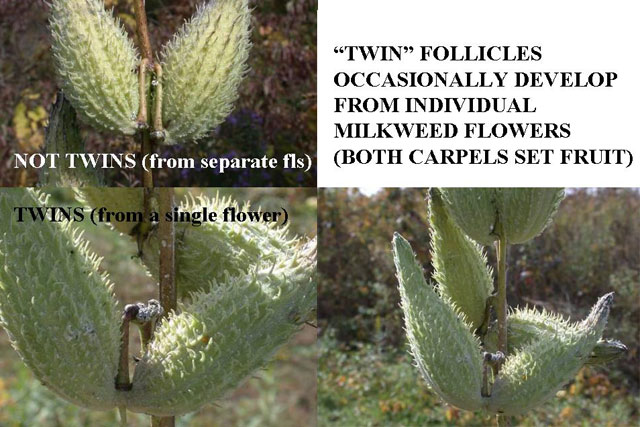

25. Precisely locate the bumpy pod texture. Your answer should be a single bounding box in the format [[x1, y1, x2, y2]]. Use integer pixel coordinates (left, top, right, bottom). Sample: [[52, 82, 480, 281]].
[[50, 0, 139, 134], [142, 195, 300, 296], [429, 189, 493, 330], [484, 306, 626, 365], [126, 240, 316, 416], [487, 293, 612, 415], [76, 187, 144, 235], [160, 0, 251, 144], [393, 233, 484, 411], [0, 189, 121, 410], [439, 188, 564, 245]]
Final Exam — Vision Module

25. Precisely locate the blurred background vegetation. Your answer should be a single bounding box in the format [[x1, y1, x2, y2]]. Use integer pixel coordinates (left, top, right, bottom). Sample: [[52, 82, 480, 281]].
[[0, 0, 316, 187], [0, 188, 317, 426], [318, 188, 640, 426]]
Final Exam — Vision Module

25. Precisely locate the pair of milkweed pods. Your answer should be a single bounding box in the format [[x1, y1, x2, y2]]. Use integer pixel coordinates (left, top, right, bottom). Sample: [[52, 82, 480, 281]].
[[0, 189, 316, 415], [394, 188, 622, 416], [50, 0, 250, 144]]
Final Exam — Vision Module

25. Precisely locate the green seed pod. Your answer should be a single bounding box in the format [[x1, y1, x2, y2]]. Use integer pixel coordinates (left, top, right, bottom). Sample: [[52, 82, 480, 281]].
[[0, 189, 121, 410], [76, 187, 144, 236], [497, 188, 565, 244], [141, 195, 301, 296], [438, 188, 497, 245], [393, 233, 484, 411], [160, 0, 251, 144], [439, 188, 564, 245], [50, 0, 139, 134], [484, 307, 626, 366], [429, 189, 493, 330], [126, 240, 316, 416], [487, 293, 612, 415]]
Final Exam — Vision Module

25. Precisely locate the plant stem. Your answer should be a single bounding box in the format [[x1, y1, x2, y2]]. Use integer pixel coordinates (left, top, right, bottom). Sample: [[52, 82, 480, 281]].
[[133, 0, 153, 63], [116, 305, 139, 391], [496, 233, 508, 360], [152, 188, 176, 427], [158, 188, 177, 320]]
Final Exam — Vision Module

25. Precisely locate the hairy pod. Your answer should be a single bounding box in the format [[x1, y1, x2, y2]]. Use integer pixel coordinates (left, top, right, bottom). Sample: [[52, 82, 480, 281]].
[[429, 189, 493, 330], [393, 233, 484, 411], [126, 240, 316, 416], [141, 195, 301, 296], [484, 305, 626, 365], [0, 189, 121, 410], [486, 293, 613, 415], [439, 188, 564, 245], [50, 0, 139, 134], [160, 0, 251, 144]]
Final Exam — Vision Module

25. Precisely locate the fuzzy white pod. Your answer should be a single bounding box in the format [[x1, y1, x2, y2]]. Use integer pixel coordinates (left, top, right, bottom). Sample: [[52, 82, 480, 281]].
[[487, 293, 613, 415], [160, 0, 251, 144], [393, 233, 484, 411], [49, 0, 139, 134], [0, 189, 121, 410], [126, 239, 316, 416], [429, 189, 493, 330]]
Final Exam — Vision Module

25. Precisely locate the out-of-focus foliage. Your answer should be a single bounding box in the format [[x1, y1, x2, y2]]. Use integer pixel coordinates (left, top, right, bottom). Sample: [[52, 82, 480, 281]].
[[318, 189, 430, 347], [318, 189, 640, 404], [0, 0, 316, 187]]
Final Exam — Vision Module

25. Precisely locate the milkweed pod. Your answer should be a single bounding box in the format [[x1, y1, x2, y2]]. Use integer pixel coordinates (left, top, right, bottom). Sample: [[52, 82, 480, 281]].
[[0, 189, 121, 410], [439, 188, 564, 245], [429, 189, 493, 330], [487, 293, 613, 415], [393, 233, 484, 411], [497, 188, 564, 244], [484, 305, 625, 365], [438, 188, 497, 245], [160, 0, 251, 144], [50, 0, 139, 134], [141, 195, 301, 296], [75, 187, 145, 236], [126, 240, 316, 416]]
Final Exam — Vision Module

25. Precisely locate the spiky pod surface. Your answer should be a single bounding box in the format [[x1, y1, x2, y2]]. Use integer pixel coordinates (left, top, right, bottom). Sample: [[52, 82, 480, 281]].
[[486, 293, 612, 415], [142, 195, 300, 296], [429, 189, 493, 330], [75, 187, 144, 236], [0, 189, 121, 410], [50, 0, 139, 135], [393, 233, 484, 411], [126, 239, 316, 416], [160, 0, 251, 144], [484, 305, 625, 365], [438, 188, 564, 245]]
